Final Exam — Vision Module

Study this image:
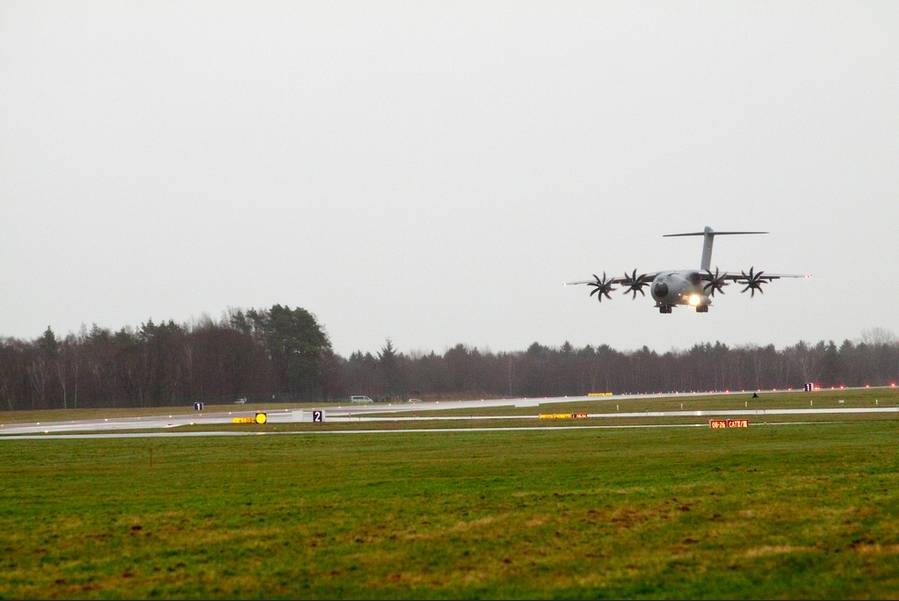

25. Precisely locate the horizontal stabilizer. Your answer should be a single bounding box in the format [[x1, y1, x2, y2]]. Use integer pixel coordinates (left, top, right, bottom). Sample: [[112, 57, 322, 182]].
[[663, 231, 768, 237], [663, 227, 768, 270]]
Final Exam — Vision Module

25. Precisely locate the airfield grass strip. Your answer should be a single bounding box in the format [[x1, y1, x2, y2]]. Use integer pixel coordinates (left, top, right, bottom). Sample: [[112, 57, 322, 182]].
[[2, 420, 899, 599]]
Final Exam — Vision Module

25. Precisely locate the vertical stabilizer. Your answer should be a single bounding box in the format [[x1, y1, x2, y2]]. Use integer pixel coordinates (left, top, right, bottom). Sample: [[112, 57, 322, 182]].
[[700, 226, 714, 271], [663, 227, 769, 270]]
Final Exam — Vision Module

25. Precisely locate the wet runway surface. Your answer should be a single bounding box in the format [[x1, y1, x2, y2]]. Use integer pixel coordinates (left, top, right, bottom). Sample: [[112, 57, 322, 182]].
[[2, 389, 895, 440]]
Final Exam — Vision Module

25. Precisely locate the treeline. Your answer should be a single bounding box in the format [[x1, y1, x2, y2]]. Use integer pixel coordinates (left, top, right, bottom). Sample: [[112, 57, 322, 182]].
[[0, 305, 896, 410]]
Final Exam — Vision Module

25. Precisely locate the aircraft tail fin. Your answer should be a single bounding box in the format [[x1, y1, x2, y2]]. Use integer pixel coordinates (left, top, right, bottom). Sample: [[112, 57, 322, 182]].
[[663, 226, 768, 271]]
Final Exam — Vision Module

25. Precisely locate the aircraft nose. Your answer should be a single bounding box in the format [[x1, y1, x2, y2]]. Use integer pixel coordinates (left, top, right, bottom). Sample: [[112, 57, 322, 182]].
[[653, 282, 668, 298]]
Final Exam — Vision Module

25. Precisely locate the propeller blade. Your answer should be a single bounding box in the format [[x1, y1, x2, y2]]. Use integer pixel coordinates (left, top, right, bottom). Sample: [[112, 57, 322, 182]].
[[621, 268, 649, 300], [586, 271, 616, 302], [738, 266, 767, 298], [703, 267, 728, 297]]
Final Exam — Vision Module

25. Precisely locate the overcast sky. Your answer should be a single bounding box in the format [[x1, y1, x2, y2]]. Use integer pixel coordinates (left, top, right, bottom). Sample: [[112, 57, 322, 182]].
[[2, 1, 897, 358]]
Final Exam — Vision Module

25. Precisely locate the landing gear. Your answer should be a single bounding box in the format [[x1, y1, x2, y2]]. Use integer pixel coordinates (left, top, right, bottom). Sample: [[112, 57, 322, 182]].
[[659, 305, 673, 314], [695, 305, 709, 313]]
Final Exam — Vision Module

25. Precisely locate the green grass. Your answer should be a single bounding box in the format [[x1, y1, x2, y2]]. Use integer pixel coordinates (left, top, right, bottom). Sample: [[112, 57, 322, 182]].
[[2, 418, 899, 599]]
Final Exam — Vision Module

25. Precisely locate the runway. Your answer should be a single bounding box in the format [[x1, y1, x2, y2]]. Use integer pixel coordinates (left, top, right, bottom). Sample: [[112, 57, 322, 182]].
[[0, 389, 895, 440], [0, 394, 623, 436]]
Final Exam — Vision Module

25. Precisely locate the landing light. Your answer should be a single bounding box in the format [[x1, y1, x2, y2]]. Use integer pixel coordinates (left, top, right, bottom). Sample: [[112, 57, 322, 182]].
[[687, 294, 702, 306]]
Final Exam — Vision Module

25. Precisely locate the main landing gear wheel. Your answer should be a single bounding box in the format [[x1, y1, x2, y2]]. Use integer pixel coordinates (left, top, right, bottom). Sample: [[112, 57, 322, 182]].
[[659, 305, 672, 314]]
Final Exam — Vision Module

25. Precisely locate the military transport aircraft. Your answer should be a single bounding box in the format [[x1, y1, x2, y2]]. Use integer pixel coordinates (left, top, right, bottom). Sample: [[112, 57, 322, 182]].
[[566, 226, 807, 314]]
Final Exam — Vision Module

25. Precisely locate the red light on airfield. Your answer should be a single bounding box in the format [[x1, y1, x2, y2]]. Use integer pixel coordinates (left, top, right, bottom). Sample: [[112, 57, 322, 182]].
[[839, 385, 845, 390], [891, 382, 897, 388], [865, 384, 870, 388]]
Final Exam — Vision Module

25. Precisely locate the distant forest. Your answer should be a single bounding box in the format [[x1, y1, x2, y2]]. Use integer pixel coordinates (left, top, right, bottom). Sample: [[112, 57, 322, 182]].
[[1, 304, 896, 411]]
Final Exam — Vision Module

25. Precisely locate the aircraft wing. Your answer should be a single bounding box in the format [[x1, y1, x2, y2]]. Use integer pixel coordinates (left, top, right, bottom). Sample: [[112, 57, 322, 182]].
[[565, 270, 808, 287], [564, 271, 661, 302], [709, 271, 809, 282], [699, 268, 809, 297], [564, 272, 660, 287]]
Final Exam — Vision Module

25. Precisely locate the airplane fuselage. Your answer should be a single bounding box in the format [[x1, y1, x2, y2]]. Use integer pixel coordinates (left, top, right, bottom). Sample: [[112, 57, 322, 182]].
[[651, 270, 711, 313]]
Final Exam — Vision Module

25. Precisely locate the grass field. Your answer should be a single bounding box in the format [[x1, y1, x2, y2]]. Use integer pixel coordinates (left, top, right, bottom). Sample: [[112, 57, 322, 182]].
[[2, 390, 899, 599]]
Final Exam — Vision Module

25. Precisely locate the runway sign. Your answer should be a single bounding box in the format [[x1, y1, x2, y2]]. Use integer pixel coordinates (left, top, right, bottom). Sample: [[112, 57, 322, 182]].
[[587, 392, 613, 397], [709, 419, 749, 429], [231, 412, 267, 425], [539, 413, 588, 420], [312, 410, 323, 423]]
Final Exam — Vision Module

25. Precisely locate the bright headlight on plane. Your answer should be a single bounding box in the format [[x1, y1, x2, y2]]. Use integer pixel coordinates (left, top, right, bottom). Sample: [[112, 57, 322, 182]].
[[688, 294, 702, 306]]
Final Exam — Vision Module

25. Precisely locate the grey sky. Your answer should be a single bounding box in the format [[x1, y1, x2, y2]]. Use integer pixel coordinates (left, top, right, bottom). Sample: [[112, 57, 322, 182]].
[[2, 1, 897, 358]]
